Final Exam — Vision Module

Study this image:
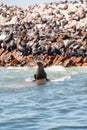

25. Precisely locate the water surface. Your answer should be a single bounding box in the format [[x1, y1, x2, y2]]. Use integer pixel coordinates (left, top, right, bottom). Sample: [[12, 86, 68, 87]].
[[0, 66, 87, 130]]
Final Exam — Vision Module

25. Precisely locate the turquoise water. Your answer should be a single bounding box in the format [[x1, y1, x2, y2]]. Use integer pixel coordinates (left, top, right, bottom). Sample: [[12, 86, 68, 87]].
[[0, 66, 87, 130]]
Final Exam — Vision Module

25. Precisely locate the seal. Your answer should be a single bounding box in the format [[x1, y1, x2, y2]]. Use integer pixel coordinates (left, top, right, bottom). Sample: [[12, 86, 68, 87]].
[[33, 62, 49, 83]]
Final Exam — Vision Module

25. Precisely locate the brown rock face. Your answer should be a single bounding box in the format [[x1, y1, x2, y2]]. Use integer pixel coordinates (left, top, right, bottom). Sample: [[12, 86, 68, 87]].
[[10, 59, 19, 66]]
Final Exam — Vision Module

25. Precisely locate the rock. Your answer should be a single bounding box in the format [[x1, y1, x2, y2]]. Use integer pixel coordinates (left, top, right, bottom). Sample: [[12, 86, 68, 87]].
[[75, 57, 83, 63], [0, 50, 11, 64], [53, 55, 60, 65], [0, 50, 9, 59], [83, 57, 87, 63], [10, 59, 19, 66], [75, 62, 82, 66], [63, 59, 73, 67], [3, 52, 13, 63], [82, 63, 87, 66], [0, 48, 5, 56], [0, 2, 87, 67]]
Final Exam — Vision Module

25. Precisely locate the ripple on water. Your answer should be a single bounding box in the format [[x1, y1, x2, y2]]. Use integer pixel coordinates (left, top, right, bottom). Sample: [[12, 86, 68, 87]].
[[0, 66, 87, 130]]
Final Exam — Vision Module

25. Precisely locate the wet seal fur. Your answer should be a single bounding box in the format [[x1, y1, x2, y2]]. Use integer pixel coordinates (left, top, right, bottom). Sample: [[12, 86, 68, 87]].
[[33, 62, 49, 84]]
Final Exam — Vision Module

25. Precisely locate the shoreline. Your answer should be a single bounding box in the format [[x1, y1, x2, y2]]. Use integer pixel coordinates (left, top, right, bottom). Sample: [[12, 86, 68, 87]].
[[0, 1, 87, 67]]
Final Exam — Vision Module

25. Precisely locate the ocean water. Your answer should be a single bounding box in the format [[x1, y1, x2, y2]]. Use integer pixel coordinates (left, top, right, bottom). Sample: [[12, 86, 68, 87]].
[[0, 66, 87, 130]]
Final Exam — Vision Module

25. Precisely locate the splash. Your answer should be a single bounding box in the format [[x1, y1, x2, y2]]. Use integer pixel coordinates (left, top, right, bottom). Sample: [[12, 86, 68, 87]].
[[25, 77, 32, 82]]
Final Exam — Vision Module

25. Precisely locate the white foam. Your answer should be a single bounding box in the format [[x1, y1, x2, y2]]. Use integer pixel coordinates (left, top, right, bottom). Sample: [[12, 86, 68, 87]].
[[51, 75, 71, 82], [6, 67, 29, 70], [25, 77, 32, 82], [46, 65, 66, 72], [25, 75, 71, 83]]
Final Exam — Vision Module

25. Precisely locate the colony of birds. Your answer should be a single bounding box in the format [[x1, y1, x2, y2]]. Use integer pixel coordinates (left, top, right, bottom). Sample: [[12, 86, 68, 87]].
[[0, 1, 87, 67]]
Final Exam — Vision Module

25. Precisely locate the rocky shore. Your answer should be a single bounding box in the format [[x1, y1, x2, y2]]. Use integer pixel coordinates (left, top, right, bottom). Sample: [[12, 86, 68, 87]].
[[0, 1, 87, 67]]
